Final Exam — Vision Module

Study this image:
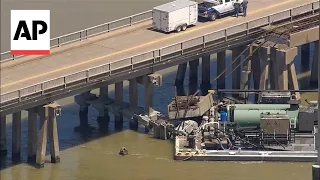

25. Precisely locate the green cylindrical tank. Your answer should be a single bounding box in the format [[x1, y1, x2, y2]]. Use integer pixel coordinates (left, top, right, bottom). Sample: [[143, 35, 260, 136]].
[[231, 104, 291, 110], [227, 104, 299, 127]]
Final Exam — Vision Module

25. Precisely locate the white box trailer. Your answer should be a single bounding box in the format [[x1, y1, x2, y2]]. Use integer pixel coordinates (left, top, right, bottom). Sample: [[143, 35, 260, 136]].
[[152, 0, 198, 33]]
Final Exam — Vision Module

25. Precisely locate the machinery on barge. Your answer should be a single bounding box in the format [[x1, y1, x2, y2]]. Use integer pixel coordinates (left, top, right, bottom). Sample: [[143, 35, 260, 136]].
[[159, 91, 318, 152]]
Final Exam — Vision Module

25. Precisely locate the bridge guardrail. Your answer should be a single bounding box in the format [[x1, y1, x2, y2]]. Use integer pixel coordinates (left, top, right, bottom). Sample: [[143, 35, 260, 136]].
[[0, 10, 153, 61], [0, 0, 204, 62], [0, 1, 319, 104]]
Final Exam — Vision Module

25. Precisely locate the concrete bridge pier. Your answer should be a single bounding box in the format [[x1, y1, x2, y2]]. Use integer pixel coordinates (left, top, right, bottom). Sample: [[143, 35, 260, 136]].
[[258, 45, 270, 91], [115, 82, 124, 130], [251, 46, 261, 93], [143, 74, 158, 133], [300, 44, 310, 73], [269, 46, 279, 90], [144, 75, 155, 117], [200, 55, 211, 96], [33, 103, 61, 167], [97, 86, 110, 133], [188, 59, 199, 95], [272, 46, 300, 99], [78, 104, 90, 133], [0, 115, 7, 157], [129, 78, 139, 130], [217, 51, 226, 96], [175, 63, 187, 96], [232, 46, 244, 97], [239, 46, 252, 99], [27, 107, 38, 163], [37, 106, 46, 131], [200, 55, 211, 95], [36, 106, 48, 168], [48, 103, 61, 164], [12, 111, 22, 160], [310, 40, 319, 88], [74, 91, 96, 133]]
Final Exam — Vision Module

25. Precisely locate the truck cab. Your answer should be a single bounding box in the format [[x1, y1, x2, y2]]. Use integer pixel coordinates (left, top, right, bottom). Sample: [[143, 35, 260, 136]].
[[198, 0, 243, 21]]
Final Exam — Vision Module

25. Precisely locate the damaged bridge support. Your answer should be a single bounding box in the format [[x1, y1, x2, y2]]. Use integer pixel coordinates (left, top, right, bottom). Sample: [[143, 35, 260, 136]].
[[76, 73, 162, 134]]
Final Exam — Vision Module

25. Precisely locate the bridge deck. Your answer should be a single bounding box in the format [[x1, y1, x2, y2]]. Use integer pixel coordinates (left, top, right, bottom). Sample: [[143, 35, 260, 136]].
[[0, 0, 316, 95]]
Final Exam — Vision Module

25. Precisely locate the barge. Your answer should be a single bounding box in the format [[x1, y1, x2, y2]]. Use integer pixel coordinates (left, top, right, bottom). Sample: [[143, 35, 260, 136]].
[[150, 91, 319, 162]]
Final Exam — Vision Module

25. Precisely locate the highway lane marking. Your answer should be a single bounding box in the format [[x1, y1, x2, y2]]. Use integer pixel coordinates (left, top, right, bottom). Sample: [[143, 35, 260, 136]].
[[1, 0, 298, 88]]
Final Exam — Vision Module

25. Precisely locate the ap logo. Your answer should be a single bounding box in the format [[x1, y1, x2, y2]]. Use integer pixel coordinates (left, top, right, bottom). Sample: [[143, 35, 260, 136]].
[[11, 10, 50, 55]]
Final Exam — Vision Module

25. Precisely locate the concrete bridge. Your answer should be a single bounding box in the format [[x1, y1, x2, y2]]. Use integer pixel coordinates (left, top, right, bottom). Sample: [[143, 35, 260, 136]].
[[0, 0, 319, 168]]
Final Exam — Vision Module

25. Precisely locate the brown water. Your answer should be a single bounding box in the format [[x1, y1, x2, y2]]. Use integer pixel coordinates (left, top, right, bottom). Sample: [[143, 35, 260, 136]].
[[0, 130, 314, 180], [0, 0, 317, 179]]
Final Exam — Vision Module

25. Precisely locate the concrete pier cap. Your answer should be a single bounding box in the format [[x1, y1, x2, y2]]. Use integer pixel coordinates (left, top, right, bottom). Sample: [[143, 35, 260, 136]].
[[137, 73, 162, 87], [148, 73, 162, 87]]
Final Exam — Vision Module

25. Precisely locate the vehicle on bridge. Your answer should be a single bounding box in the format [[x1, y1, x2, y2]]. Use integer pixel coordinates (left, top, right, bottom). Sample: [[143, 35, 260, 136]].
[[152, 0, 198, 33], [198, 0, 244, 21]]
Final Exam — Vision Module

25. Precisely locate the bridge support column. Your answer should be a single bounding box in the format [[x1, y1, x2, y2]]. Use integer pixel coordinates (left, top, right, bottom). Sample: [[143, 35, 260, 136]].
[[310, 41, 319, 88], [76, 104, 90, 133], [275, 46, 300, 99], [232, 46, 244, 97], [129, 78, 139, 130], [188, 59, 199, 95], [27, 107, 38, 163], [240, 46, 252, 99], [38, 106, 45, 130], [175, 63, 187, 96], [279, 47, 298, 90], [288, 58, 300, 100], [201, 55, 211, 95], [300, 43, 310, 73], [269, 47, 277, 89], [36, 106, 48, 168], [217, 51, 226, 98], [144, 75, 154, 116], [0, 115, 7, 157], [115, 82, 124, 130], [97, 86, 110, 133], [12, 111, 21, 160], [48, 102, 60, 163], [258, 45, 270, 91]]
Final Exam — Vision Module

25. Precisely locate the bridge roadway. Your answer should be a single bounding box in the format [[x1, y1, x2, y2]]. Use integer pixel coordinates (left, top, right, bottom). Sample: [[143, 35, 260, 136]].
[[0, 0, 318, 113]]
